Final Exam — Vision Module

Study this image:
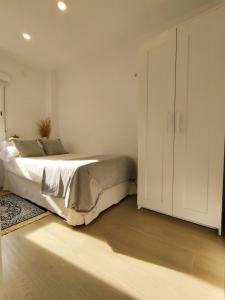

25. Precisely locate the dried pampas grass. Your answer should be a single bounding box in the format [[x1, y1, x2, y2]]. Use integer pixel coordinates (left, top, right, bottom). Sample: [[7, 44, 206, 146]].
[[37, 118, 51, 139]]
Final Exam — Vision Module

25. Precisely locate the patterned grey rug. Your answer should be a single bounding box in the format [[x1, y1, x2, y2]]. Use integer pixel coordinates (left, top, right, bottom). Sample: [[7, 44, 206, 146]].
[[0, 193, 51, 235]]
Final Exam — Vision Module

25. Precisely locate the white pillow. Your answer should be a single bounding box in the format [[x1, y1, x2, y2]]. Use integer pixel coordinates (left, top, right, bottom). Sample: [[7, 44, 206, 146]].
[[0, 141, 19, 162]]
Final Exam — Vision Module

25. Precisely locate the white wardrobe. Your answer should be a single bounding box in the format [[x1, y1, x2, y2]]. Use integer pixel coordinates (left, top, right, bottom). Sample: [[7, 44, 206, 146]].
[[138, 5, 225, 234]]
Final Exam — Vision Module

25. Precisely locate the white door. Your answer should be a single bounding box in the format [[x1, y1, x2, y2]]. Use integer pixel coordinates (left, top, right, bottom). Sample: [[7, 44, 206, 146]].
[[173, 7, 225, 229], [138, 29, 176, 215]]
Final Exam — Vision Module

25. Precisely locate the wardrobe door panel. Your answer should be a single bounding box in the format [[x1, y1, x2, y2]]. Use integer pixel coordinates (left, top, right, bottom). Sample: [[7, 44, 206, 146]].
[[173, 7, 225, 229], [138, 29, 176, 215]]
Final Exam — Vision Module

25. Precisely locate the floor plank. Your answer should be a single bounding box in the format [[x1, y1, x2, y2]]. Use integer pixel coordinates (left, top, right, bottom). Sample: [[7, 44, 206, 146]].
[[2, 196, 225, 300]]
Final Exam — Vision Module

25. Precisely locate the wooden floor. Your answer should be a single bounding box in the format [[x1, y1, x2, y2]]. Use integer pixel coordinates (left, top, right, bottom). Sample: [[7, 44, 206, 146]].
[[2, 196, 225, 300]]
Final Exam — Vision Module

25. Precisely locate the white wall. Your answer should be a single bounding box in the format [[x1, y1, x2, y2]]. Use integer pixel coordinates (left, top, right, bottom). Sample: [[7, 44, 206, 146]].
[[0, 50, 46, 139], [57, 46, 138, 161], [45, 72, 59, 139], [0, 160, 3, 187], [0, 50, 48, 187]]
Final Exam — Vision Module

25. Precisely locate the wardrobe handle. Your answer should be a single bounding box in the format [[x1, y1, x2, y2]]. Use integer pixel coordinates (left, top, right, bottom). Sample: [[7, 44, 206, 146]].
[[176, 112, 181, 134]]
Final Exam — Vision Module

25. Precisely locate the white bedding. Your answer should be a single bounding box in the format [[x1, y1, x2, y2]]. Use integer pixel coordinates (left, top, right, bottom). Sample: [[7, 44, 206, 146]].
[[4, 154, 99, 184], [3, 153, 137, 225], [4, 171, 136, 226]]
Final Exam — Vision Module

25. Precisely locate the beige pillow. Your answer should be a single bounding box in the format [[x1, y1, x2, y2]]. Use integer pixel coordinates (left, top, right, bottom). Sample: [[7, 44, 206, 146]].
[[38, 139, 67, 156], [11, 139, 45, 157]]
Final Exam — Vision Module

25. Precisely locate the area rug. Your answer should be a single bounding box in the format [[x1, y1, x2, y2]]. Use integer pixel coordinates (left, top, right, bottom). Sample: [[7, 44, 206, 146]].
[[0, 193, 51, 236]]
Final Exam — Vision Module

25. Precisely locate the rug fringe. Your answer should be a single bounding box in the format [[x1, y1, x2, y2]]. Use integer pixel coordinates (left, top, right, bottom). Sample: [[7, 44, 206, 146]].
[[1, 211, 52, 236]]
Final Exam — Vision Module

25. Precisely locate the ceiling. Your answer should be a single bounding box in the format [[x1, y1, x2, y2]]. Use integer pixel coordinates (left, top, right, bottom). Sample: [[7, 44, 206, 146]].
[[0, 0, 223, 71]]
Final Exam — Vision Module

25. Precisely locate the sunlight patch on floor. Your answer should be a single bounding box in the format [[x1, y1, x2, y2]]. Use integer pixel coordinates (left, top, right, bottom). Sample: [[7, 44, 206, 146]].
[[24, 222, 223, 300]]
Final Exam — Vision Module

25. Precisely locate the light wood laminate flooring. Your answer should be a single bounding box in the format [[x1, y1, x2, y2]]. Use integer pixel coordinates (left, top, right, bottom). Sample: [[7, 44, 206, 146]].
[[2, 196, 225, 300]]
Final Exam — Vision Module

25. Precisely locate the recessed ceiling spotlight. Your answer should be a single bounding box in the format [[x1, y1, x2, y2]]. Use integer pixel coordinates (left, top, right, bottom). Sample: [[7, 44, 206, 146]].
[[57, 1, 67, 11], [22, 33, 31, 40]]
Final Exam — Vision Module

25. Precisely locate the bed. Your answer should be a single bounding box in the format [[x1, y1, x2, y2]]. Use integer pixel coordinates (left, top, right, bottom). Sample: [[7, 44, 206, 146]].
[[3, 154, 137, 225]]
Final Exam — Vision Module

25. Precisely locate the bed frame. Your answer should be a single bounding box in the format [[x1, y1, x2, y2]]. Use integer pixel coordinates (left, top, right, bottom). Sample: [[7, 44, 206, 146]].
[[4, 171, 137, 226]]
